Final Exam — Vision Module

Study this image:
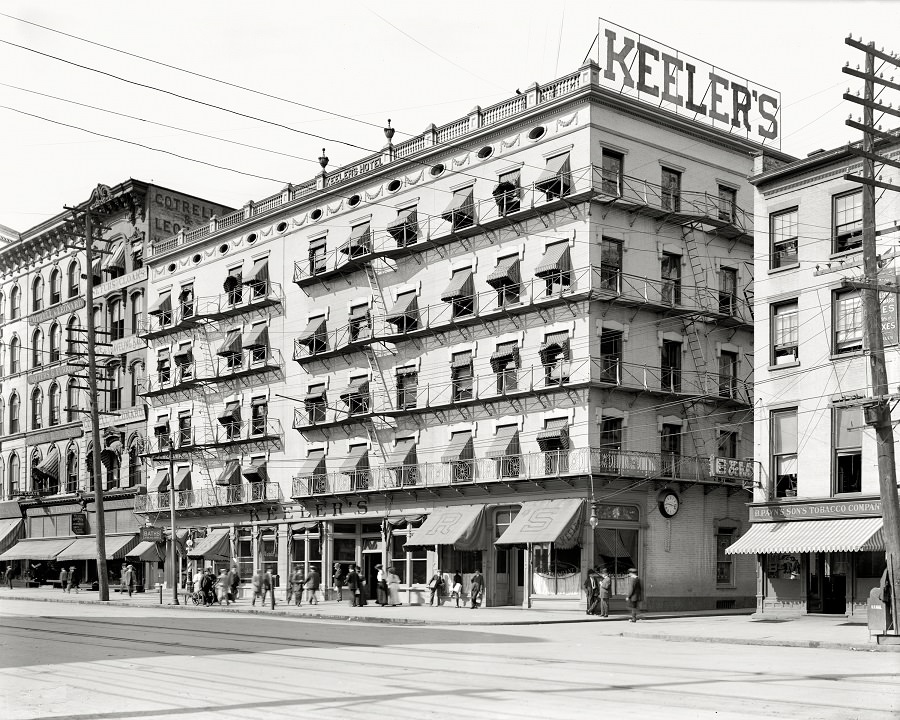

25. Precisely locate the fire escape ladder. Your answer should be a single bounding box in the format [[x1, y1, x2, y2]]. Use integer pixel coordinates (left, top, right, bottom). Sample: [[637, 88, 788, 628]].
[[681, 224, 708, 304], [363, 261, 395, 456]]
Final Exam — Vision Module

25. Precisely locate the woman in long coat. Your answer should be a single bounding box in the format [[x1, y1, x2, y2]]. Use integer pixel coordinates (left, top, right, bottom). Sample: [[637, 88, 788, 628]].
[[387, 566, 401, 606], [375, 564, 388, 606]]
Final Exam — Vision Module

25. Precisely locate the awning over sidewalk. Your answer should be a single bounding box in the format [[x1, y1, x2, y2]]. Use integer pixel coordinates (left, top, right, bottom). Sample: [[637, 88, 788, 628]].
[[405, 505, 487, 551], [0, 537, 75, 561], [187, 528, 231, 561], [126, 540, 164, 562], [495, 498, 585, 548], [0, 518, 24, 556], [724, 518, 884, 555], [57, 534, 139, 562]]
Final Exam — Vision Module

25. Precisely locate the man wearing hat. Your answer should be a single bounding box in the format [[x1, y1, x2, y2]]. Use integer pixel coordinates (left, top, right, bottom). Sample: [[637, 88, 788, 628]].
[[626, 567, 642, 622], [598, 568, 612, 618]]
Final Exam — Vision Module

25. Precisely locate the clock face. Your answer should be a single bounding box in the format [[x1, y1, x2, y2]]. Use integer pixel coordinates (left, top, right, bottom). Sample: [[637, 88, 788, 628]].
[[660, 492, 680, 517]]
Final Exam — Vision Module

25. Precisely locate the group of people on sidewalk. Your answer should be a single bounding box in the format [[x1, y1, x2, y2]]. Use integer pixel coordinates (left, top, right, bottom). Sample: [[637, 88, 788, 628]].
[[332, 563, 402, 607], [58, 566, 81, 593], [427, 569, 484, 609], [192, 566, 241, 606], [584, 567, 642, 621]]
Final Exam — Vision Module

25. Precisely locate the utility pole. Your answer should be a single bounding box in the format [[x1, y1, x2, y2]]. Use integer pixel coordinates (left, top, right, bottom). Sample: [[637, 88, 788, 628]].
[[83, 208, 109, 601], [843, 37, 900, 635], [168, 444, 179, 605]]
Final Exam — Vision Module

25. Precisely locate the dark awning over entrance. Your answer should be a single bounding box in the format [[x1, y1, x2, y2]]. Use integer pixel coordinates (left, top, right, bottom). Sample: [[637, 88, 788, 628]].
[[187, 528, 231, 561]]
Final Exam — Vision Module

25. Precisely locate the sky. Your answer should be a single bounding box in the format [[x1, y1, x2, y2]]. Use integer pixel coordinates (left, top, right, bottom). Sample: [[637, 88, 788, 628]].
[[0, 0, 897, 232]]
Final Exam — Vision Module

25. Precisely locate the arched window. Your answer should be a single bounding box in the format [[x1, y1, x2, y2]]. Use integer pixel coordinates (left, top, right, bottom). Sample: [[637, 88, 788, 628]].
[[92, 305, 103, 334], [67, 260, 80, 298], [127, 437, 142, 487], [130, 361, 144, 406], [9, 393, 20, 434], [108, 298, 124, 341], [32, 275, 44, 312], [31, 328, 43, 369], [9, 336, 19, 374], [10, 285, 20, 319], [30, 449, 42, 492], [130, 291, 144, 336], [49, 323, 61, 363], [85, 447, 95, 492], [49, 383, 60, 427], [66, 316, 80, 356], [107, 362, 122, 412], [9, 454, 20, 496], [49, 268, 61, 305], [31, 387, 43, 430], [65, 446, 78, 493], [66, 380, 79, 423]]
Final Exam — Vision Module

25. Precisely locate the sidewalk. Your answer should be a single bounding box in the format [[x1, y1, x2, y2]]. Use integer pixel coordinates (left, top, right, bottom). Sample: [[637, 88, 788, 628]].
[[1, 586, 895, 652]]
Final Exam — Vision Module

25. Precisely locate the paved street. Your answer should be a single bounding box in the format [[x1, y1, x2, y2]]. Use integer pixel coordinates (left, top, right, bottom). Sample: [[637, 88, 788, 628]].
[[1, 599, 897, 720]]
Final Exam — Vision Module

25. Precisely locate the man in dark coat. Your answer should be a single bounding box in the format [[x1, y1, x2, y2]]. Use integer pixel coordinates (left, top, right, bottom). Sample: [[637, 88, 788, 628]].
[[345, 564, 362, 607], [626, 567, 642, 622], [583, 568, 599, 615], [59, 566, 69, 592], [598, 569, 612, 618], [427, 569, 444, 607], [227, 566, 240, 602], [469, 569, 484, 609]]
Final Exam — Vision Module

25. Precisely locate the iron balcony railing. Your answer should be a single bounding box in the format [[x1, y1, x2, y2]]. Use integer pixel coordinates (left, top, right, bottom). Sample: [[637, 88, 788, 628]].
[[293, 267, 751, 364], [135, 481, 282, 512], [144, 419, 283, 456], [291, 447, 727, 498], [292, 163, 753, 286], [141, 348, 284, 396]]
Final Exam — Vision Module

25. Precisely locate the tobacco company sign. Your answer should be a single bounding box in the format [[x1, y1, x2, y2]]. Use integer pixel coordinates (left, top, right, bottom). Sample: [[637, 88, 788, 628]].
[[751, 498, 883, 522], [596, 19, 781, 147]]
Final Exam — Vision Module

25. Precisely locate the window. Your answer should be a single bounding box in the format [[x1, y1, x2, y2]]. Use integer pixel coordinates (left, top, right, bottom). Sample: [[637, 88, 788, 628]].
[[661, 168, 681, 211], [236, 530, 253, 582], [66, 381, 79, 423], [451, 351, 473, 402], [107, 364, 122, 412], [108, 299, 124, 341], [343, 222, 371, 258], [67, 261, 80, 298], [309, 238, 327, 276], [251, 398, 267, 435], [154, 417, 171, 451], [386, 292, 419, 333], [49, 384, 60, 427], [32, 276, 44, 312], [540, 332, 570, 385], [178, 412, 192, 447], [600, 238, 622, 292], [660, 339, 682, 392], [157, 351, 171, 385], [344, 377, 370, 416], [179, 284, 194, 320], [66, 317, 80, 356], [833, 290, 863, 354], [225, 267, 242, 305], [599, 331, 622, 384], [150, 291, 172, 328], [31, 329, 42, 369], [66, 449, 78, 493], [442, 186, 474, 231], [487, 255, 521, 307], [130, 362, 144, 405], [396, 368, 418, 410], [601, 149, 623, 196], [716, 527, 736, 585], [10, 285, 19, 319], [132, 244, 143, 271], [599, 417, 623, 450], [719, 267, 737, 315], [290, 529, 322, 589], [9, 336, 19, 374], [130, 292, 143, 336], [49, 269, 61, 305], [49, 323, 61, 363], [537, 243, 571, 297], [772, 409, 798, 497], [770, 208, 798, 269], [387, 206, 418, 247], [494, 170, 521, 214], [661, 253, 681, 305], [718, 185, 737, 222], [536, 153, 571, 200], [834, 406, 862, 494], [772, 301, 799, 365], [128, 440, 141, 487], [661, 423, 681, 476], [174, 343, 193, 382], [445, 430, 474, 482], [305, 385, 327, 424], [492, 342, 519, 394], [349, 304, 372, 342], [718, 351, 738, 399], [9, 454, 19, 496], [833, 190, 863, 253], [442, 268, 474, 319], [31, 388, 42, 430], [0, 291, 4, 321], [717, 430, 738, 459]]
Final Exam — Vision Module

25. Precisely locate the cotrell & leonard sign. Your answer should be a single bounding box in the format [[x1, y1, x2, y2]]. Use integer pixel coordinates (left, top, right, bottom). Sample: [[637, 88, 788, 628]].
[[596, 19, 781, 146]]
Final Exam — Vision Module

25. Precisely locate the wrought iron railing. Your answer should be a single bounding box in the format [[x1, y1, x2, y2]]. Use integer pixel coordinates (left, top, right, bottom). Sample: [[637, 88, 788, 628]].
[[135, 482, 282, 512]]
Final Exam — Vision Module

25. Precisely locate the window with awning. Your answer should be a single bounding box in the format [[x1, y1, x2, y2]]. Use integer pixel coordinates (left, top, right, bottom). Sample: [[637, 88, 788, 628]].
[[486, 255, 521, 289], [486, 425, 520, 458], [243, 257, 269, 295], [148, 468, 169, 493], [490, 342, 519, 371], [297, 316, 327, 353], [493, 170, 521, 214], [32, 448, 60, 482], [387, 207, 418, 246], [242, 323, 269, 350], [386, 437, 417, 467], [216, 459, 241, 486], [241, 457, 268, 483], [537, 417, 570, 451], [535, 242, 572, 278], [539, 331, 570, 364], [441, 268, 474, 302], [173, 345, 193, 367], [217, 401, 241, 427], [148, 292, 171, 317], [405, 505, 487, 550], [535, 153, 572, 199], [442, 431, 474, 463], [103, 242, 126, 274], [495, 498, 584, 548], [340, 444, 369, 474], [340, 222, 372, 257], [173, 467, 192, 491], [100, 440, 122, 470], [297, 449, 326, 478], [441, 187, 474, 230], [349, 304, 372, 342], [386, 291, 419, 331], [340, 378, 370, 415], [217, 329, 242, 356]]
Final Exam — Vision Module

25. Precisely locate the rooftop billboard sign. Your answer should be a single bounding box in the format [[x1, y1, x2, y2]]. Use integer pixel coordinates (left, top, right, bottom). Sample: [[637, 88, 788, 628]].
[[596, 19, 781, 148]]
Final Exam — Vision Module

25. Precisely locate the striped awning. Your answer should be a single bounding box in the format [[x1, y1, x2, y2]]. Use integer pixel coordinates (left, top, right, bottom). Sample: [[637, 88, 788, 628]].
[[217, 329, 242, 356], [241, 458, 268, 483], [486, 425, 520, 459], [57, 534, 139, 561], [100, 441, 122, 470], [340, 444, 369, 474], [103, 242, 126, 272], [490, 344, 519, 370], [535, 242, 571, 277], [386, 207, 418, 243], [242, 324, 269, 349], [340, 223, 371, 254], [450, 351, 472, 369], [441, 431, 473, 463], [216, 459, 241, 486], [725, 518, 884, 555], [537, 419, 569, 450], [33, 448, 60, 482], [442, 188, 474, 223], [0, 518, 23, 557], [486, 255, 521, 289], [340, 378, 369, 403], [0, 536, 75, 561], [243, 257, 269, 286], [441, 269, 474, 302], [386, 292, 418, 325], [148, 292, 171, 316], [297, 316, 326, 344], [495, 498, 584, 548], [535, 153, 572, 196]]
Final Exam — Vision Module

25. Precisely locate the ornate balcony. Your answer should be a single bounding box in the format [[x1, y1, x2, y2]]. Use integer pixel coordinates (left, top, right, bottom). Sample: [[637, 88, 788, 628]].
[[134, 481, 282, 513], [143, 419, 283, 458], [141, 348, 284, 398]]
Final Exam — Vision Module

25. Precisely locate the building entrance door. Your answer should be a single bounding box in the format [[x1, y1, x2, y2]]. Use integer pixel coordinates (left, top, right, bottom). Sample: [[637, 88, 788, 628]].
[[362, 536, 382, 602], [807, 552, 847, 614], [492, 508, 522, 606]]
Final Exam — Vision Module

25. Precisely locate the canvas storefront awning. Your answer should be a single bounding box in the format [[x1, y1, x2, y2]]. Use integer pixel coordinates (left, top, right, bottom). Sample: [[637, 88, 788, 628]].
[[57, 534, 139, 562], [126, 540, 164, 562], [0, 537, 75, 561], [494, 498, 585, 548], [405, 505, 487, 551], [724, 518, 884, 555], [187, 528, 231, 561], [0, 518, 24, 556]]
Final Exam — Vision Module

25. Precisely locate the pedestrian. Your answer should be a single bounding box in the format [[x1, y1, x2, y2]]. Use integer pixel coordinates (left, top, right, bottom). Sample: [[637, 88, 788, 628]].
[[291, 567, 304, 606], [450, 570, 463, 608], [469, 568, 484, 609], [264, 569, 276, 608], [427, 568, 444, 606], [193, 568, 203, 595], [4, 565, 13, 590], [375, 564, 388, 606], [67, 566, 79, 593], [387, 566, 401, 606], [201, 568, 216, 606], [626, 567, 642, 622], [251, 569, 262, 606], [216, 569, 230, 605], [123, 564, 136, 597], [332, 562, 344, 602], [583, 567, 600, 615], [345, 564, 362, 607], [59, 566, 69, 592], [227, 565, 240, 602], [598, 569, 612, 618], [304, 566, 321, 605]]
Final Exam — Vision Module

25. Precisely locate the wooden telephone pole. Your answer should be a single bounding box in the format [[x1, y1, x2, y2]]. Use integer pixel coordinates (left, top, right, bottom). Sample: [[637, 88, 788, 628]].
[[843, 37, 900, 635]]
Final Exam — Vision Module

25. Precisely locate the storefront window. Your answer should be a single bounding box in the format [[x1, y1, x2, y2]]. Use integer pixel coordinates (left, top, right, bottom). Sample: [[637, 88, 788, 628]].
[[594, 526, 639, 595], [532, 543, 581, 595], [290, 531, 321, 580], [236, 531, 253, 580], [389, 520, 428, 585], [260, 528, 278, 581], [716, 528, 735, 586]]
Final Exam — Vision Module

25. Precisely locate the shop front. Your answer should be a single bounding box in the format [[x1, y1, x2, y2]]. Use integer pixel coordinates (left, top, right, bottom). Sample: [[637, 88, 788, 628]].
[[726, 497, 885, 617]]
